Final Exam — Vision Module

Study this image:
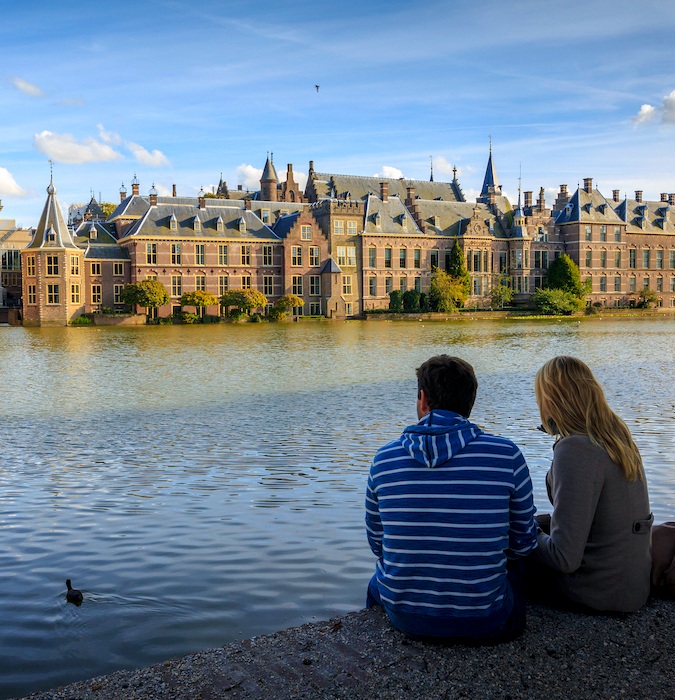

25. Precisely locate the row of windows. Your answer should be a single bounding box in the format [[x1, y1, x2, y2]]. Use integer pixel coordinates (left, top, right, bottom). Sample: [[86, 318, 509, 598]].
[[146, 243, 275, 267], [333, 220, 358, 235], [291, 275, 322, 296], [291, 246, 321, 267], [26, 283, 126, 305], [589, 276, 675, 293], [23, 255, 126, 278], [584, 249, 675, 269], [584, 225, 622, 242], [368, 276, 423, 296], [370, 247, 422, 269]]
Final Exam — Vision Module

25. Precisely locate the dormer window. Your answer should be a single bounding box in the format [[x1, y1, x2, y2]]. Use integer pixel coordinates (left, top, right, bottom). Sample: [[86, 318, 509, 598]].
[[89, 225, 97, 240], [46, 227, 56, 243], [374, 212, 381, 227], [598, 203, 607, 214], [238, 217, 246, 233], [169, 214, 177, 231], [216, 216, 224, 233], [193, 216, 201, 232]]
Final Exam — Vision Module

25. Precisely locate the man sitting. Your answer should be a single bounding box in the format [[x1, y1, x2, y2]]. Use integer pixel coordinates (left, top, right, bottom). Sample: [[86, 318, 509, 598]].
[[365, 355, 538, 643]]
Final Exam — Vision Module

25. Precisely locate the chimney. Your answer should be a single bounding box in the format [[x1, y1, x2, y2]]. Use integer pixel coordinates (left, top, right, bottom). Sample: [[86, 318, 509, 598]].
[[660, 193, 668, 202], [537, 187, 546, 211], [613, 189, 620, 202], [380, 181, 388, 202], [405, 186, 415, 206], [524, 191, 532, 208], [669, 194, 675, 206], [149, 185, 158, 207], [583, 178, 593, 194], [172, 184, 177, 197], [198, 189, 206, 210], [635, 190, 643, 203], [119, 183, 127, 202], [237, 184, 243, 191], [131, 175, 139, 196]]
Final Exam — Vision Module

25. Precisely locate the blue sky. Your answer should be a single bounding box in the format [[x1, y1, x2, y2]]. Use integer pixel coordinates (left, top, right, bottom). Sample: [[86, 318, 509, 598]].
[[2, 0, 675, 226]]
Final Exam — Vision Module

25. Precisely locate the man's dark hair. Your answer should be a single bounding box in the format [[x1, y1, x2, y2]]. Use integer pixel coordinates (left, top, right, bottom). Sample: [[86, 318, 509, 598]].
[[416, 355, 477, 418]]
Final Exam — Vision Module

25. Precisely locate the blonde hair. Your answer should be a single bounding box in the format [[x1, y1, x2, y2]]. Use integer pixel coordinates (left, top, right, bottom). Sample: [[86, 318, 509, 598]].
[[534, 356, 644, 481]]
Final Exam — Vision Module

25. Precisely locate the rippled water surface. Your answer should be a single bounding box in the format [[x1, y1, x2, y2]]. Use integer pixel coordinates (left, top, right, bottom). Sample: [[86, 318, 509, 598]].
[[1, 317, 674, 698]]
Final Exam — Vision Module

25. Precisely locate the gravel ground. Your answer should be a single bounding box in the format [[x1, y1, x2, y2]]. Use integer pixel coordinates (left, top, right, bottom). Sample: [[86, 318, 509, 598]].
[[15, 598, 674, 700]]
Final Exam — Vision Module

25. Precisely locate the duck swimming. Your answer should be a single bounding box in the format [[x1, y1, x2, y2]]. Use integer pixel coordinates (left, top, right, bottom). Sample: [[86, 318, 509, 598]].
[[66, 579, 83, 605]]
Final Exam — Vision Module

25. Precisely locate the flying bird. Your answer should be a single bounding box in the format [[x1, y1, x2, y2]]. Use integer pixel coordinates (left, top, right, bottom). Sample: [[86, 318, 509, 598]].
[[315, 85, 320, 92], [66, 579, 83, 605]]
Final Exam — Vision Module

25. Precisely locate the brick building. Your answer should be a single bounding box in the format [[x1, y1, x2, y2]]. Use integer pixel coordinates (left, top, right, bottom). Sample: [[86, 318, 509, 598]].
[[17, 151, 675, 325]]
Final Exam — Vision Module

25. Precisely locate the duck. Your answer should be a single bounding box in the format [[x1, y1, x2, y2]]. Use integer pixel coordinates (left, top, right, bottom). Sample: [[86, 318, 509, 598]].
[[66, 579, 83, 605]]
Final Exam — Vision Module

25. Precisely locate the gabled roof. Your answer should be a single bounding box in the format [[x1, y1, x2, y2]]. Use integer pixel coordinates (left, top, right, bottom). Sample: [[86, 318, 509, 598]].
[[26, 180, 79, 250], [118, 204, 280, 241], [72, 220, 119, 247], [555, 187, 624, 225], [412, 200, 508, 239], [271, 211, 301, 239], [615, 197, 675, 234], [108, 195, 245, 222], [363, 194, 423, 236], [308, 173, 465, 203]]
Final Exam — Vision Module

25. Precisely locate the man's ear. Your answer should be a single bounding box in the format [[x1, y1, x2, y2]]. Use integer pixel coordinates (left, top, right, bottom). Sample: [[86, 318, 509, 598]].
[[418, 389, 431, 415]]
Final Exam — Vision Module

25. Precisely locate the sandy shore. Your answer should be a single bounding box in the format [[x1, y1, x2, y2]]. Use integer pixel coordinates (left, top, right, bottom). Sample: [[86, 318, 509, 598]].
[[15, 598, 674, 700]]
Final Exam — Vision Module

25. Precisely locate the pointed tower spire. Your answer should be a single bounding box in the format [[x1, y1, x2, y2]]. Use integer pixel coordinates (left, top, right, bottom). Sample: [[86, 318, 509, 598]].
[[429, 155, 434, 182], [260, 152, 279, 201], [27, 178, 79, 250], [480, 139, 502, 198]]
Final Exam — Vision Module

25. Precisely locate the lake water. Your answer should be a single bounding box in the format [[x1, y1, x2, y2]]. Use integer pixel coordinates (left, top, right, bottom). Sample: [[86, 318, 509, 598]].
[[1, 317, 673, 699]]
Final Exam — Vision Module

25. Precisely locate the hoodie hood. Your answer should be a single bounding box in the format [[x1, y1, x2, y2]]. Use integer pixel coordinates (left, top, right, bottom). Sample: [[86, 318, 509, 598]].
[[401, 409, 483, 468]]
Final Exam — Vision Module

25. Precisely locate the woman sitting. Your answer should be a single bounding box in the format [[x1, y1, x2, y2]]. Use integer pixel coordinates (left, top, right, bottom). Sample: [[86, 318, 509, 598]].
[[531, 355, 652, 613]]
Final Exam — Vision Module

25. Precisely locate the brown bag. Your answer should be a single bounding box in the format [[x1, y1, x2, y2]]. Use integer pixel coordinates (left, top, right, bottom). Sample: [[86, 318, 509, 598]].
[[651, 522, 675, 598]]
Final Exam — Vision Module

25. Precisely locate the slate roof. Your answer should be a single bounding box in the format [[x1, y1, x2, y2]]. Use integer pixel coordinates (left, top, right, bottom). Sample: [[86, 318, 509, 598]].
[[320, 257, 341, 273], [118, 204, 279, 241], [615, 198, 675, 234], [555, 187, 624, 225], [480, 149, 501, 196], [72, 221, 119, 247], [309, 173, 465, 203], [412, 200, 508, 239], [26, 180, 79, 250], [271, 212, 300, 239], [261, 156, 279, 182], [248, 201, 305, 220], [363, 195, 424, 236], [108, 195, 244, 222]]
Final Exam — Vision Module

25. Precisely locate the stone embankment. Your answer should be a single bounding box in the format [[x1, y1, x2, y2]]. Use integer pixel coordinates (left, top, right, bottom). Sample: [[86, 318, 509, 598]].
[[17, 599, 673, 700]]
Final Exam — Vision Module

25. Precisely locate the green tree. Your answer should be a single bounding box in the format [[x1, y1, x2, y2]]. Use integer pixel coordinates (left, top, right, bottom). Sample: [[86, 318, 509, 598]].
[[545, 254, 588, 299], [180, 290, 219, 319], [490, 277, 514, 309], [388, 289, 403, 312], [220, 289, 268, 315], [99, 202, 116, 219], [121, 280, 169, 317], [402, 289, 421, 312], [275, 294, 305, 311], [637, 288, 659, 308], [447, 238, 471, 295], [532, 287, 584, 315], [429, 268, 468, 311]]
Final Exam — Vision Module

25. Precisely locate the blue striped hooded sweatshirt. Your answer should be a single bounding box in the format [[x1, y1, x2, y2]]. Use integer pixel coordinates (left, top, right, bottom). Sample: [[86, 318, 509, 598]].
[[366, 409, 538, 621]]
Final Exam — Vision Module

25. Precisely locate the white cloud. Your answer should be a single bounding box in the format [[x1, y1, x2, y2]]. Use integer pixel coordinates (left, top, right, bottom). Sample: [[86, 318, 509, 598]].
[[34, 130, 122, 164], [12, 77, 45, 98], [97, 124, 123, 145], [127, 142, 171, 167], [662, 90, 675, 124], [0, 167, 26, 196], [236, 163, 263, 190], [374, 165, 404, 179], [631, 103, 657, 125], [433, 156, 458, 177]]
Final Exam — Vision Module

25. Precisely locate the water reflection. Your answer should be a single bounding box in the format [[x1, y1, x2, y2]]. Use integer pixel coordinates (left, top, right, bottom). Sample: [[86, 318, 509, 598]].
[[0, 318, 673, 699]]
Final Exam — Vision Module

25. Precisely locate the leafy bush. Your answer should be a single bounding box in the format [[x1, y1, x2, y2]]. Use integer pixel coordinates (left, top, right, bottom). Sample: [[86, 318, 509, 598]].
[[419, 293, 429, 312], [532, 288, 584, 315], [158, 316, 174, 325], [70, 315, 93, 325], [268, 307, 288, 321], [402, 289, 420, 312], [389, 289, 403, 312], [180, 312, 200, 324], [202, 314, 222, 324]]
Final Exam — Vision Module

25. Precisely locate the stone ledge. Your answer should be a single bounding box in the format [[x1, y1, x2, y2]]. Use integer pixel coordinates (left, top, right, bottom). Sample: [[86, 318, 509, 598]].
[[16, 599, 674, 700]]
